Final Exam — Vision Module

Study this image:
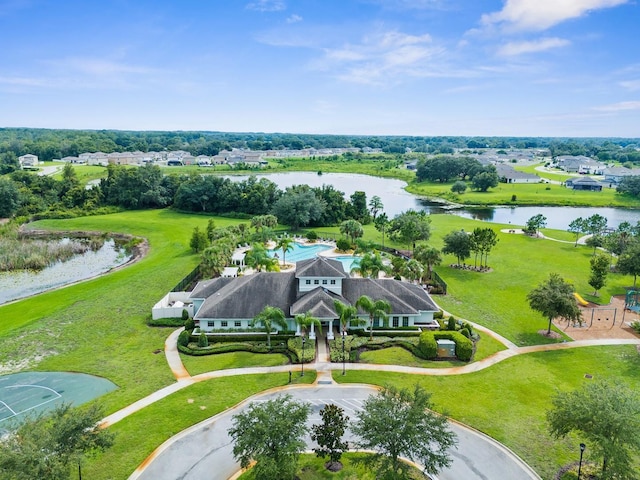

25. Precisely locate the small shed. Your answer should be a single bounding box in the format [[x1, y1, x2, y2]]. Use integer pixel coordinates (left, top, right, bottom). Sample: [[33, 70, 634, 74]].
[[436, 339, 456, 358]]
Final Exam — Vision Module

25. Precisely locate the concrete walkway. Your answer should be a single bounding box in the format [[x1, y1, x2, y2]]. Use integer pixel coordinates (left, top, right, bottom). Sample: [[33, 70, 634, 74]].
[[103, 321, 640, 477]]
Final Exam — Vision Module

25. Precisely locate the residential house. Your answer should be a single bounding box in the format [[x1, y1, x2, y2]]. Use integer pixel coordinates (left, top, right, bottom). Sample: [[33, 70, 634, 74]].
[[18, 154, 38, 168], [565, 177, 604, 191], [495, 164, 539, 184], [556, 156, 605, 174], [603, 167, 640, 185]]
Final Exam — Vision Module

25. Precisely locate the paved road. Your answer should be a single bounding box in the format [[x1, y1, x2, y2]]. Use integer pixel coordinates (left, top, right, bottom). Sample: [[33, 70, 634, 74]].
[[131, 385, 540, 480]]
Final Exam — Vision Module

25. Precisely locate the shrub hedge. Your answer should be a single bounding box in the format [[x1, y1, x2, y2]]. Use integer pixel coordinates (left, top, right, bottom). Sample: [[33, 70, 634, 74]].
[[148, 317, 185, 327], [417, 331, 474, 361]]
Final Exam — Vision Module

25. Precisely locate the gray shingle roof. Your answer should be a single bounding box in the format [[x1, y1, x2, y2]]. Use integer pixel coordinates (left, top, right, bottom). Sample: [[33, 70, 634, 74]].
[[290, 287, 345, 317], [193, 261, 438, 321], [195, 272, 297, 319], [295, 257, 347, 278], [342, 278, 434, 315]]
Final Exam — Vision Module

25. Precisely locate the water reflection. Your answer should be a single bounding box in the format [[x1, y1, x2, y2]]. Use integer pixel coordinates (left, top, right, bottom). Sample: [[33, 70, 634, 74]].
[[228, 172, 640, 230], [0, 239, 131, 305]]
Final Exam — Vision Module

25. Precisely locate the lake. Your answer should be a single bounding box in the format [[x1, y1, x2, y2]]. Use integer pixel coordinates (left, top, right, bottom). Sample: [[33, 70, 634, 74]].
[[0, 238, 131, 305], [228, 172, 640, 230]]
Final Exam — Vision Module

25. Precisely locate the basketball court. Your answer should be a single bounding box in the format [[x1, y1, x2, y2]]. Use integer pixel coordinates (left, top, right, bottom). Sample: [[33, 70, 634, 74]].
[[0, 371, 117, 432]]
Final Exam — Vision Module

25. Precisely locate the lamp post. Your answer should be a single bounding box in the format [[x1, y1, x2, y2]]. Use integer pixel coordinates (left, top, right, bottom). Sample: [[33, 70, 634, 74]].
[[341, 329, 346, 376], [301, 336, 306, 377], [578, 443, 586, 480]]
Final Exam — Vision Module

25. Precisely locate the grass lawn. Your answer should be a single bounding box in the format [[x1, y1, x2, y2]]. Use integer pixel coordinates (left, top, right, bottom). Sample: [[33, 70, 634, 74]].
[[357, 332, 506, 367], [83, 373, 316, 480], [238, 452, 428, 479], [54, 164, 109, 183], [514, 163, 575, 182], [0, 210, 245, 412], [406, 178, 640, 207], [0, 201, 637, 479], [316, 214, 634, 345], [180, 351, 291, 375], [335, 345, 640, 479]]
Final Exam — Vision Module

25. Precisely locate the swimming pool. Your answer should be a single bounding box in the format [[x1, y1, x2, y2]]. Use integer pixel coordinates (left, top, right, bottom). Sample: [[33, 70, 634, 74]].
[[268, 242, 332, 263], [333, 255, 361, 272]]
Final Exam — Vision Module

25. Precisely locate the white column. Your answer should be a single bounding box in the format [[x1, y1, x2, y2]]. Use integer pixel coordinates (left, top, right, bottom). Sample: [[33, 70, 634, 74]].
[[310, 323, 316, 340], [327, 320, 334, 340]]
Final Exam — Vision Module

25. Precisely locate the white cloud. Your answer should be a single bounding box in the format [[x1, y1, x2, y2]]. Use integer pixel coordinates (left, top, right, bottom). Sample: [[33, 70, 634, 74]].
[[313, 30, 450, 85], [481, 0, 629, 32], [619, 80, 640, 91], [50, 58, 156, 76], [246, 0, 285, 12], [593, 100, 640, 112], [286, 14, 302, 23], [497, 37, 570, 56]]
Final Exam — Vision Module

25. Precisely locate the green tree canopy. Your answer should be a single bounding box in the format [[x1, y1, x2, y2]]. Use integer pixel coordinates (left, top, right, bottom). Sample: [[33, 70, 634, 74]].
[[527, 273, 581, 334], [352, 385, 457, 478], [271, 189, 325, 231], [311, 403, 349, 469], [547, 381, 640, 479], [339, 219, 364, 245], [0, 403, 114, 480], [442, 230, 472, 266], [228, 394, 311, 480], [388, 210, 431, 252]]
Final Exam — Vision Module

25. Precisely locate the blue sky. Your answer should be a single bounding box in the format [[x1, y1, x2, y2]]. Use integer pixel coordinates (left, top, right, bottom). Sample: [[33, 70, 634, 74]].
[[1, 0, 638, 137]]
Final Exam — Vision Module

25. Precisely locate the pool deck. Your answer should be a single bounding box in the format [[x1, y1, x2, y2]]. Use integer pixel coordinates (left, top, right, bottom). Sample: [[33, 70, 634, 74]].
[[264, 239, 348, 272]]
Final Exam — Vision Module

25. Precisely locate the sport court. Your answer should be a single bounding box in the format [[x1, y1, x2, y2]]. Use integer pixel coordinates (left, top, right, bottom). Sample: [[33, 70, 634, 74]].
[[0, 371, 117, 432]]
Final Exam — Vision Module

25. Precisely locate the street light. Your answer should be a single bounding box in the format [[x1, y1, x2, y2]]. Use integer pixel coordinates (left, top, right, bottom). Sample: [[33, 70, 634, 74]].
[[341, 329, 346, 376], [578, 443, 586, 480], [301, 336, 306, 377]]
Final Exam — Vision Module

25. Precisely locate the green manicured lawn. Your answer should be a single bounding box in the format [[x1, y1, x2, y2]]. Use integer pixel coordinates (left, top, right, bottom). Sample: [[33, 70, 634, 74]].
[[83, 373, 316, 480], [238, 452, 427, 479], [357, 332, 505, 367], [316, 214, 633, 345], [0, 210, 245, 412], [335, 345, 640, 480], [1, 196, 638, 479], [514, 163, 575, 182], [180, 351, 291, 375], [406, 178, 640, 207], [53, 164, 108, 183], [359, 346, 468, 368]]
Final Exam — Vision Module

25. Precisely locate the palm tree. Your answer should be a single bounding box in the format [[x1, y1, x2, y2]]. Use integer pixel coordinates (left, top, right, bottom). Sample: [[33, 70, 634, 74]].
[[275, 237, 294, 266], [295, 311, 322, 338], [339, 219, 364, 245], [401, 259, 424, 284], [413, 244, 442, 281], [351, 252, 388, 279], [355, 295, 391, 341], [245, 243, 278, 272], [333, 300, 360, 334], [368, 195, 384, 221], [250, 306, 288, 348]]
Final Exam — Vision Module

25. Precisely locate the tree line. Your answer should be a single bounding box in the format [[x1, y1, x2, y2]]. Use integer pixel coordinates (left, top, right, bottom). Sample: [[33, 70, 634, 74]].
[[0, 164, 374, 226], [0, 127, 637, 164]]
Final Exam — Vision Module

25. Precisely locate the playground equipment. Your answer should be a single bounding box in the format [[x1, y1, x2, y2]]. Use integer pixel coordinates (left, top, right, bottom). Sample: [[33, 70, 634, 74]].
[[625, 290, 640, 313], [583, 307, 618, 328], [574, 292, 589, 306]]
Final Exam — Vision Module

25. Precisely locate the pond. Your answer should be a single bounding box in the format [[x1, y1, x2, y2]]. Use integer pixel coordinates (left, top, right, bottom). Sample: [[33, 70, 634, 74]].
[[0, 238, 131, 305], [228, 172, 640, 230]]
